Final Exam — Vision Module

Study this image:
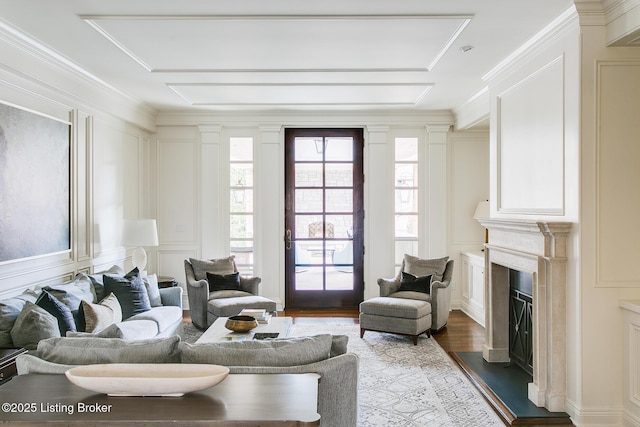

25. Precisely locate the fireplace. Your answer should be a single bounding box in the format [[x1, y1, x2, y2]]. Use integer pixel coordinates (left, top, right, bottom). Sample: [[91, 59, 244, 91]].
[[477, 219, 572, 413]]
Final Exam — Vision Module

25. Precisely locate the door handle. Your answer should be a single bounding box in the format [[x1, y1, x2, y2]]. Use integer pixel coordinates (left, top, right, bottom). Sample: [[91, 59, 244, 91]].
[[285, 229, 292, 250]]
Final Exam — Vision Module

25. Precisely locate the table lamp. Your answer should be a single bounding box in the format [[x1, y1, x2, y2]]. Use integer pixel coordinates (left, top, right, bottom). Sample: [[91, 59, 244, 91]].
[[121, 219, 159, 274]]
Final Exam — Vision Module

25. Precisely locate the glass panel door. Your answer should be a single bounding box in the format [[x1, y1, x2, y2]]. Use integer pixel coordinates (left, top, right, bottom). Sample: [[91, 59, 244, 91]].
[[284, 129, 364, 308]]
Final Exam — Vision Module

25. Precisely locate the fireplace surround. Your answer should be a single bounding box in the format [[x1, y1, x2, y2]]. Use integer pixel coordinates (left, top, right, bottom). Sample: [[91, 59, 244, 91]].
[[477, 218, 572, 413]]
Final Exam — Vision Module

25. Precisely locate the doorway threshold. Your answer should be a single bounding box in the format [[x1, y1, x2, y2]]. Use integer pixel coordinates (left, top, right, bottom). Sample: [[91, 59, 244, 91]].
[[450, 352, 573, 426]]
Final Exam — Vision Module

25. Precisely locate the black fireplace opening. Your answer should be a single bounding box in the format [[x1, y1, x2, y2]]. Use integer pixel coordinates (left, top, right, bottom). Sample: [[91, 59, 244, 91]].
[[509, 269, 533, 376]]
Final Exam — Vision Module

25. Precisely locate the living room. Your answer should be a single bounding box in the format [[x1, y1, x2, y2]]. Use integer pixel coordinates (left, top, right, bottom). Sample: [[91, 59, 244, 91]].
[[1, 1, 640, 426]]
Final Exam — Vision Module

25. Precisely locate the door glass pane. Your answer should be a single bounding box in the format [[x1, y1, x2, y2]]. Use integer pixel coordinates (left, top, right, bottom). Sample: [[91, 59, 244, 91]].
[[295, 215, 322, 239], [295, 189, 323, 212], [231, 163, 253, 186], [324, 215, 353, 238], [295, 267, 324, 290], [327, 271, 353, 290], [230, 138, 253, 161], [395, 215, 418, 238], [395, 189, 418, 212], [230, 189, 253, 212], [295, 137, 323, 161], [325, 189, 352, 212], [325, 164, 352, 187], [295, 242, 322, 266], [395, 138, 418, 161], [325, 137, 353, 161], [230, 215, 253, 239], [395, 164, 417, 186], [295, 163, 323, 187]]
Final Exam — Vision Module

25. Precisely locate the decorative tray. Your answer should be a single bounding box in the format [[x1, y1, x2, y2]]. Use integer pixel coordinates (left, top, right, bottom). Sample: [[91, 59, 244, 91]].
[[65, 363, 229, 397]]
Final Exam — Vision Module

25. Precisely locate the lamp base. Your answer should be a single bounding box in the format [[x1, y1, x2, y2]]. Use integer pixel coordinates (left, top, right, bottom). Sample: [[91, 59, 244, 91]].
[[132, 246, 148, 274]]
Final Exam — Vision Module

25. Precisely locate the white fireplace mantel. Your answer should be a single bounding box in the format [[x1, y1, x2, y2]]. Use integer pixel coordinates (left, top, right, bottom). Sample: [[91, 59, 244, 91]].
[[478, 218, 572, 413]]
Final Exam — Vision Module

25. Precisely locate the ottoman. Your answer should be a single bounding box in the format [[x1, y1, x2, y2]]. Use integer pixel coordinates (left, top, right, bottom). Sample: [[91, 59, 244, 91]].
[[359, 297, 432, 345], [206, 296, 277, 327]]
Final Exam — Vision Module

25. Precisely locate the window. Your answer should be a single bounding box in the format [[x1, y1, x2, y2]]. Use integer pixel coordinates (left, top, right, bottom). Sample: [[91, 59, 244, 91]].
[[394, 137, 419, 270], [229, 137, 254, 275]]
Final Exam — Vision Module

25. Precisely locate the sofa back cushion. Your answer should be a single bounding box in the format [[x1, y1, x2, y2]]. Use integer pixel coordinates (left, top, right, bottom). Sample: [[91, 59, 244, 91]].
[[36, 335, 181, 364], [189, 256, 236, 281], [180, 334, 333, 367], [402, 254, 449, 282]]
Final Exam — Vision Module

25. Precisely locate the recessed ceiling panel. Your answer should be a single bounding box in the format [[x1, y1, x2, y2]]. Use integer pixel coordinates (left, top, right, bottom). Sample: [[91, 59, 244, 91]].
[[84, 15, 470, 72], [169, 83, 433, 106]]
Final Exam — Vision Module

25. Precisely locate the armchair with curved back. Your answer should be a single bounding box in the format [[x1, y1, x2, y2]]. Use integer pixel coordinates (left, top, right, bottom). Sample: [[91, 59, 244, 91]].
[[185, 256, 275, 330], [377, 255, 454, 333]]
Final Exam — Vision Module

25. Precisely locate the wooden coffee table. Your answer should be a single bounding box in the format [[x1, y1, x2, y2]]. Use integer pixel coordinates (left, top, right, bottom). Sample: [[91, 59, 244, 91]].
[[0, 373, 320, 426], [196, 316, 293, 344]]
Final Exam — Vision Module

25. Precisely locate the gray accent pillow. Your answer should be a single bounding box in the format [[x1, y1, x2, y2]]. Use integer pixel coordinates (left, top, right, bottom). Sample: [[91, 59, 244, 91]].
[[331, 335, 349, 357], [0, 289, 40, 346], [10, 302, 61, 350], [37, 335, 181, 364], [189, 256, 236, 281], [403, 254, 449, 282], [143, 274, 162, 307], [180, 334, 333, 367]]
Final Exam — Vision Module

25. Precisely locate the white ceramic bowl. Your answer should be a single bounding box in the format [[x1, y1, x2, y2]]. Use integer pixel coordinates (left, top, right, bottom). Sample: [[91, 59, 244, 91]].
[[65, 363, 229, 397]]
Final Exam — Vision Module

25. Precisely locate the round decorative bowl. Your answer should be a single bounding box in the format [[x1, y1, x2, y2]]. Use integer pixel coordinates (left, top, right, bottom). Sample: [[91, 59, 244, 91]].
[[225, 315, 258, 332]]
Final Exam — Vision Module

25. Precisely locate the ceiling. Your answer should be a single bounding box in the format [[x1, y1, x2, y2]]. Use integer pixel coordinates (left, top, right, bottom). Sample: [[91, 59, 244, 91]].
[[0, 0, 575, 113]]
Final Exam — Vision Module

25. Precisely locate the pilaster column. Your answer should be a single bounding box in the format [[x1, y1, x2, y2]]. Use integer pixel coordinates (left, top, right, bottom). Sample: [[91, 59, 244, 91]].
[[257, 124, 283, 308], [425, 124, 451, 257], [198, 125, 222, 258], [364, 125, 391, 301]]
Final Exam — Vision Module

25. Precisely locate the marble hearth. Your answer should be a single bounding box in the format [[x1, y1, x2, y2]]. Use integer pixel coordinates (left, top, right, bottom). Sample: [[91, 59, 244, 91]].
[[477, 219, 572, 413]]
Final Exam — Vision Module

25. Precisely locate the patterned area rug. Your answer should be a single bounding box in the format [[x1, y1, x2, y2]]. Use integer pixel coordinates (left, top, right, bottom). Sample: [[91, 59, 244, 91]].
[[182, 322, 504, 427]]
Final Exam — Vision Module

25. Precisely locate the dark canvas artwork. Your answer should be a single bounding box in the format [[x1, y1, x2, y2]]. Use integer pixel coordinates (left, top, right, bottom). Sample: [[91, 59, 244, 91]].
[[0, 103, 70, 262]]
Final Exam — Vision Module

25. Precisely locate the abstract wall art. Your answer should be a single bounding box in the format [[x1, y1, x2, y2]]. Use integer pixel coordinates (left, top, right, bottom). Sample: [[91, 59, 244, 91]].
[[0, 102, 70, 263]]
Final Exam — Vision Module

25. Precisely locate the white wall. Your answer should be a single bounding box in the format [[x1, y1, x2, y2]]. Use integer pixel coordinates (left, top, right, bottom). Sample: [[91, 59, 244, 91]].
[[0, 25, 153, 296], [153, 112, 487, 310]]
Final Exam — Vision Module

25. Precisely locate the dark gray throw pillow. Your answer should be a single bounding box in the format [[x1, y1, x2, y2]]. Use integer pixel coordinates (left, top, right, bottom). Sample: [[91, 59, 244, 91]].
[[398, 272, 432, 294], [206, 272, 241, 292], [35, 289, 77, 335], [103, 274, 151, 320]]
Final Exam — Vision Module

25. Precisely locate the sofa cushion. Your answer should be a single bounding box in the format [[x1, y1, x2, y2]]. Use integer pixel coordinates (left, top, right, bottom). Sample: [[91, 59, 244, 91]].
[[10, 302, 61, 350], [190, 256, 236, 281], [36, 335, 181, 364], [35, 289, 76, 335], [143, 274, 162, 307], [180, 334, 333, 367], [104, 274, 151, 320], [206, 272, 240, 292], [403, 254, 449, 282], [0, 289, 40, 346], [87, 265, 125, 301], [81, 293, 122, 333], [66, 320, 159, 340], [128, 306, 182, 333]]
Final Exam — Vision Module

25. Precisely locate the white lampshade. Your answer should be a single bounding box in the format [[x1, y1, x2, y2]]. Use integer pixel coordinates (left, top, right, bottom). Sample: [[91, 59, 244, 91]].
[[121, 219, 159, 247], [473, 201, 490, 220], [121, 219, 159, 273]]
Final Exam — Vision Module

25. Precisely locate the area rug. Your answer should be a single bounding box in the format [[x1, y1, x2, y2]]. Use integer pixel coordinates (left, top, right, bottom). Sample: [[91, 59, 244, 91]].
[[182, 322, 504, 427]]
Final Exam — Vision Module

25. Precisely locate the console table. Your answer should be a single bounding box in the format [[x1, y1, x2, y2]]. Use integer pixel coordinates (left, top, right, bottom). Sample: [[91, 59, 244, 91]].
[[0, 373, 320, 426]]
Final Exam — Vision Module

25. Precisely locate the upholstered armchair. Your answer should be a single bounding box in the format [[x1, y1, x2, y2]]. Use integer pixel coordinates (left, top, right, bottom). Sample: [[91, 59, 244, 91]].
[[377, 255, 454, 333], [185, 256, 275, 329]]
